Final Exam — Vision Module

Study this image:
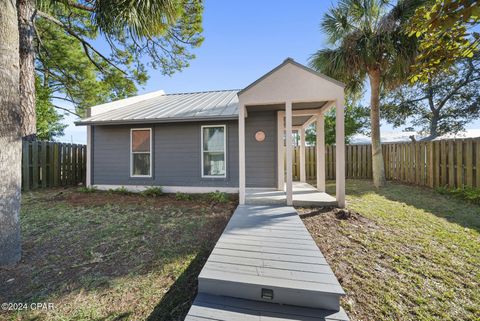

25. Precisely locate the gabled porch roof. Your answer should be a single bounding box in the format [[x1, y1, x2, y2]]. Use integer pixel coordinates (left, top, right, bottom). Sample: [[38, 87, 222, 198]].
[[237, 58, 346, 208]]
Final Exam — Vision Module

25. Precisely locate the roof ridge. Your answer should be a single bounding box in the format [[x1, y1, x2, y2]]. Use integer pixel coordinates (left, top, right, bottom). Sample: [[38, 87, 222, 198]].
[[165, 89, 241, 96]]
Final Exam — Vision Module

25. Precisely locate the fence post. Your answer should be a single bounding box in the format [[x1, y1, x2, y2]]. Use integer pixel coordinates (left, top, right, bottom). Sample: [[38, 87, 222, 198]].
[[41, 141, 47, 188], [22, 141, 30, 191]]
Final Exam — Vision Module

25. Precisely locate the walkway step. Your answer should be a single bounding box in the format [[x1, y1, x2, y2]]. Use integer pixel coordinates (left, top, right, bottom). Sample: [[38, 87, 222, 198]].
[[197, 205, 346, 311], [186, 293, 350, 321]]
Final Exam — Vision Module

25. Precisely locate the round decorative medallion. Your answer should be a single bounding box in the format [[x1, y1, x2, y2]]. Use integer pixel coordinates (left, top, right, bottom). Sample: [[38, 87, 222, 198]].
[[255, 130, 266, 142]]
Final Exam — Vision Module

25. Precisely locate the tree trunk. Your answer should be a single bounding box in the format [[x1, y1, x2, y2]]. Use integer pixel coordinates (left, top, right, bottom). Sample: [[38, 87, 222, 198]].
[[0, 0, 22, 265], [18, 0, 36, 137], [368, 69, 386, 187]]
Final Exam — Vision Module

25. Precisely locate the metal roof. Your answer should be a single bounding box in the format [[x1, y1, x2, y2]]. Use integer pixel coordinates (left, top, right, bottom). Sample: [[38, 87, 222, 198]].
[[76, 90, 240, 126], [75, 59, 344, 126]]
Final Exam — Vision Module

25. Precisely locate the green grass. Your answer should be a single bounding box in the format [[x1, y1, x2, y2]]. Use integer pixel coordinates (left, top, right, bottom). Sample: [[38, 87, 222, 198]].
[[303, 180, 480, 321], [0, 189, 236, 321]]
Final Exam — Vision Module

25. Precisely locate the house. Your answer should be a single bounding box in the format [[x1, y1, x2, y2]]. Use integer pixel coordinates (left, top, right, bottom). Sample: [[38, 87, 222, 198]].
[[76, 58, 346, 207]]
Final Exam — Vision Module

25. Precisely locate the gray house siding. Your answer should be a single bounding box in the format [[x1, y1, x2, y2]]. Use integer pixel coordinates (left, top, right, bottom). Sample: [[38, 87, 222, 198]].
[[245, 110, 277, 188], [92, 121, 239, 187]]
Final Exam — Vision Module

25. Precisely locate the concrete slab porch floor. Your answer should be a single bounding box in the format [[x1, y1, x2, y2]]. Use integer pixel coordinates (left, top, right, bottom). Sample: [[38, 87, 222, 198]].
[[246, 182, 337, 207], [185, 205, 349, 321]]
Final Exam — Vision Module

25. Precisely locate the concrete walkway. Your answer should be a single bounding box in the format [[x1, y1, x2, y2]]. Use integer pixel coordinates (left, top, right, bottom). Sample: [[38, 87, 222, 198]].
[[185, 205, 349, 321], [246, 182, 337, 207]]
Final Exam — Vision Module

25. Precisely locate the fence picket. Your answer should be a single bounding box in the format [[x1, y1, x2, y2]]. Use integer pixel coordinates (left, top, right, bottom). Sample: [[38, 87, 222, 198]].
[[21, 141, 86, 190], [22, 142, 30, 191]]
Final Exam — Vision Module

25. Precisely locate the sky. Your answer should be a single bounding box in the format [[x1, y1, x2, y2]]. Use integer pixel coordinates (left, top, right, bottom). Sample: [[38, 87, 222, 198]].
[[61, 0, 480, 144]]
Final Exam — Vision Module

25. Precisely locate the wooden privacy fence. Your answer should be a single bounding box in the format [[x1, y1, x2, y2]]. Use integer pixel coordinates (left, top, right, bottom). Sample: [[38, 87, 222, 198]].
[[22, 141, 87, 191], [292, 138, 480, 188]]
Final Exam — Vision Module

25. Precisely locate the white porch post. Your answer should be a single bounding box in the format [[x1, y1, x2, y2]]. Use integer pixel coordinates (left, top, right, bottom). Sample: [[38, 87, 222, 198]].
[[285, 101, 293, 205], [316, 113, 325, 192], [86, 125, 92, 187], [239, 104, 246, 205], [299, 127, 306, 182], [335, 101, 346, 207], [277, 111, 285, 190]]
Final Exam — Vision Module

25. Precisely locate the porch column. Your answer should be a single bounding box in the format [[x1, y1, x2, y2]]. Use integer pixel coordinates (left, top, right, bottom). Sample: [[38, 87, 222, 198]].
[[86, 125, 92, 187], [285, 101, 293, 205], [299, 126, 306, 182], [316, 113, 325, 192], [239, 103, 246, 205], [277, 111, 285, 190], [335, 101, 346, 207]]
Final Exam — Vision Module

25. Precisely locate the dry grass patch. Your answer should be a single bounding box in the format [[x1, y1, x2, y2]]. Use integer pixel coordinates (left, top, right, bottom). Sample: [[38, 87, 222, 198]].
[[302, 180, 480, 321], [0, 188, 236, 321]]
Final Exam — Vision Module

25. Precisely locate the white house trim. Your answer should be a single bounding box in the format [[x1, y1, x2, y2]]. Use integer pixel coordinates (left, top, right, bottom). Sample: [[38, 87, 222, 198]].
[[93, 184, 238, 194], [238, 104, 246, 204], [86, 125, 92, 187], [277, 111, 285, 190], [130, 128, 153, 178], [201, 124, 227, 178], [299, 126, 306, 182], [285, 101, 293, 205], [316, 113, 326, 192], [335, 101, 346, 207]]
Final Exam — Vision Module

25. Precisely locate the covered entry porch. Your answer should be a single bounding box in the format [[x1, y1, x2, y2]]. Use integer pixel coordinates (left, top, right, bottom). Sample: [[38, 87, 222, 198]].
[[238, 58, 346, 207]]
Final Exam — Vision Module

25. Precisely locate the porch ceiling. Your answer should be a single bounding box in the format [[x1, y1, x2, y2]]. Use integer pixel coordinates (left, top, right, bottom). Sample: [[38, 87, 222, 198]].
[[245, 101, 328, 112], [293, 116, 311, 126]]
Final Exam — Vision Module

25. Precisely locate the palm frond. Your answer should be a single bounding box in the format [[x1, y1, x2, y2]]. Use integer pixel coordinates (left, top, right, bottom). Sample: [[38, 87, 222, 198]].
[[93, 0, 183, 39]]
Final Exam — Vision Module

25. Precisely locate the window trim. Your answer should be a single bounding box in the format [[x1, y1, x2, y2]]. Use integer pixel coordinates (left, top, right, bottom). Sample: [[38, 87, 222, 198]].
[[201, 125, 227, 178], [130, 128, 152, 178]]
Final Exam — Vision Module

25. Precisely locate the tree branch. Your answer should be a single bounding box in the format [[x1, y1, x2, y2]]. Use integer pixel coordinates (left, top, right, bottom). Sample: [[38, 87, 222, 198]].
[[51, 95, 77, 103], [53, 105, 80, 117], [60, 0, 94, 12], [36, 10, 126, 75], [437, 59, 476, 109]]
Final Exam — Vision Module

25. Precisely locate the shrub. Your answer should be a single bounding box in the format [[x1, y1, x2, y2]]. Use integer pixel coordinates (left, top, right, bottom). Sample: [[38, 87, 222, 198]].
[[208, 191, 229, 203], [78, 186, 97, 193], [141, 186, 163, 197], [435, 186, 480, 205], [109, 186, 132, 195], [175, 192, 191, 201]]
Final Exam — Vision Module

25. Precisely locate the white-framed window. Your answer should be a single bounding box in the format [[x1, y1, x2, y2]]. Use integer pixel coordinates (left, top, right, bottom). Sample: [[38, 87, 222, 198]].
[[201, 125, 226, 178], [130, 128, 152, 177]]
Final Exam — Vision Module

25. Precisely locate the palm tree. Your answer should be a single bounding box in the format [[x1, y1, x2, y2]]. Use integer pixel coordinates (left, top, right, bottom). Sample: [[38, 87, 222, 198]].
[[310, 0, 423, 187]]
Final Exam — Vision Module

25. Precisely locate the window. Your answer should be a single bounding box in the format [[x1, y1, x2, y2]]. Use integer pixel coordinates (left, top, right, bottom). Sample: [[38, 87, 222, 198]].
[[201, 125, 226, 178], [131, 128, 152, 177]]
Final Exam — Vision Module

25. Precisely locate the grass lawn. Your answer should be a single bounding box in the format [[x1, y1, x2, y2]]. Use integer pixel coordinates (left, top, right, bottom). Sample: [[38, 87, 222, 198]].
[[0, 188, 237, 321], [302, 180, 480, 321]]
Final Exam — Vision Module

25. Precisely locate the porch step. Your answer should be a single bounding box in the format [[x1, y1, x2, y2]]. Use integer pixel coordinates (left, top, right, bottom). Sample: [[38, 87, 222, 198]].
[[197, 205, 345, 311], [186, 293, 350, 321]]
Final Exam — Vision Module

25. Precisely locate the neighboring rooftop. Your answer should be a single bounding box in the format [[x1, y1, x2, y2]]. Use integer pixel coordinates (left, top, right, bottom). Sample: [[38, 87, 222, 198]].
[[76, 89, 240, 125]]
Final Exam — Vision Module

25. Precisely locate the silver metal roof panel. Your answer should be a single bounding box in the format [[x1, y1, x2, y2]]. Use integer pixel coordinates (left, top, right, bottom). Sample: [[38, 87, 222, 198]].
[[76, 90, 240, 125]]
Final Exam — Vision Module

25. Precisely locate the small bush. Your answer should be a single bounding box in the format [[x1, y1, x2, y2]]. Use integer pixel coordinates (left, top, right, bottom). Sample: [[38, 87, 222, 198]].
[[78, 186, 97, 193], [141, 186, 163, 197], [435, 186, 480, 205], [109, 186, 132, 195], [175, 192, 191, 201], [208, 191, 229, 203]]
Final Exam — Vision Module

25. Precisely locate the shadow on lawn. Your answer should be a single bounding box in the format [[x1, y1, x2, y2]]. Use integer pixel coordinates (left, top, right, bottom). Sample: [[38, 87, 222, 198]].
[[146, 251, 208, 321], [340, 179, 480, 232]]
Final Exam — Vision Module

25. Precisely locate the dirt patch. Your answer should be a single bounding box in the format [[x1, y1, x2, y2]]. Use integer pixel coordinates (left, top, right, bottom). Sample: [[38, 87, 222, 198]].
[[302, 208, 395, 321]]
